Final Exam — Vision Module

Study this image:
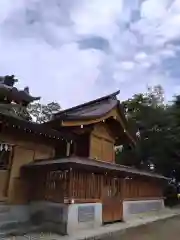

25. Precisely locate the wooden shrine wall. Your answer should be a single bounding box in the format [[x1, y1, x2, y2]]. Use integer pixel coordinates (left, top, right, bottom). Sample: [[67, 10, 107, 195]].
[[30, 170, 103, 203], [89, 123, 115, 163], [29, 169, 69, 203], [29, 169, 164, 204], [30, 170, 122, 205], [69, 171, 102, 202], [123, 178, 163, 200], [0, 133, 55, 204]]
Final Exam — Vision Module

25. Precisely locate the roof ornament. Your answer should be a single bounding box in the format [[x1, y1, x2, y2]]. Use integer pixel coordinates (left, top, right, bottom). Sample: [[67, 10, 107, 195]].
[[0, 75, 41, 120], [13, 86, 41, 107], [0, 75, 17, 103], [3, 75, 18, 86]]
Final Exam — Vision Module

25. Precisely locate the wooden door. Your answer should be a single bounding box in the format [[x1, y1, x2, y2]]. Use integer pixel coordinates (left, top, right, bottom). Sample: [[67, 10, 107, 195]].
[[102, 177, 123, 223]]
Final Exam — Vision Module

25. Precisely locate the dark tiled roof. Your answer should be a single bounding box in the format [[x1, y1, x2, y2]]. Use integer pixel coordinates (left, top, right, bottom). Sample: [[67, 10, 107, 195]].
[[46, 90, 137, 144], [53, 90, 120, 121], [57, 98, 118, 121], [0, 112, 74, 141]]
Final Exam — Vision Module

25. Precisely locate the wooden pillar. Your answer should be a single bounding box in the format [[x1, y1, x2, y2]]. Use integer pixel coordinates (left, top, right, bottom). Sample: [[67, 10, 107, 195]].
[[4, 146, 14, 197], [66, 142, 71, 157], [121, 178, 126, 200]]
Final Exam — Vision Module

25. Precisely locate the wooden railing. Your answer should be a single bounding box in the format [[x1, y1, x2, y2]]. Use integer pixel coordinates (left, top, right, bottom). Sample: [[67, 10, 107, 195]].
[[124, 179, 163, 200], [30, 169, 163, 203], [31, 170, 105, 203], [69, 171, 102, 200], [45, 170, 69, 202]]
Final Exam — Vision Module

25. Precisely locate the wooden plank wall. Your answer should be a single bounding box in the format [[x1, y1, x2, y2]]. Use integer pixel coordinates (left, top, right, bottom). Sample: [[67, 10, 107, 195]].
[[90, 123, 115, 163], [69, 171, 102, 201], [124, 179, 163, 200], [30, 170, 164, 203], [30, 170, 103, 203]]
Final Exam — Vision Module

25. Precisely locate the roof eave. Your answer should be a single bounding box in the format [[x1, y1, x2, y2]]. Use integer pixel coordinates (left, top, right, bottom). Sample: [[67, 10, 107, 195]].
[[23, 157, 168, 181], [53, 90, 120, 118]]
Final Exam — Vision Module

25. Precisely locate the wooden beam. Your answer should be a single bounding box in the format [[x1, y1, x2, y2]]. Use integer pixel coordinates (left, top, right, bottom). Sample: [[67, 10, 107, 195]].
[[61, 107, 136, 145]]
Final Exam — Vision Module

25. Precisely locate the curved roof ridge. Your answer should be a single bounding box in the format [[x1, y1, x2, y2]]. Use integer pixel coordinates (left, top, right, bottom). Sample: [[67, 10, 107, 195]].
[[53, 90, 120, 118]]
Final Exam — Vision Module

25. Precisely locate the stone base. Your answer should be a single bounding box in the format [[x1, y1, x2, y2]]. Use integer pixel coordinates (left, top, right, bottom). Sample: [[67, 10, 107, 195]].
[[0, 199, 165, 236], [67, 203, 102, 234], [0, 204, 31, 237], [30, 201, 102, 235], [123, 199, 165, 221], [29, 201, 68, 235]]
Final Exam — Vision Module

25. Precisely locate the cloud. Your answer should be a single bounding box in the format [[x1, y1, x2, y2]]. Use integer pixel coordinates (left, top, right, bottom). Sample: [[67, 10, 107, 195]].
[[78, 36, 110, 52], [0, 0, 180, 108]]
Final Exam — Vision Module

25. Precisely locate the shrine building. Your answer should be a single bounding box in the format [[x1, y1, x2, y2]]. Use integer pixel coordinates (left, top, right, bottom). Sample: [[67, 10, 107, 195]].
[[0, 77, 167, 236]]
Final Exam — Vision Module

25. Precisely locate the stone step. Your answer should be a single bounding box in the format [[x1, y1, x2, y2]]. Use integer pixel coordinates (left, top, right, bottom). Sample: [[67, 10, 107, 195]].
[[0, 211, 14, 222], [0, 204, 10, 213], [0, 227, 25, 238], [0, 220, 19, 231], [0, 220, 28, 237], [0, 222, 37, 238]]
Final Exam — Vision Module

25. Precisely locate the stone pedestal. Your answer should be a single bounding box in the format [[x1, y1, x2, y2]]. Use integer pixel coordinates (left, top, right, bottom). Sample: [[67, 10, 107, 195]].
[[67, 203, 102, 234], [123, 199, 165, 221], [29, 201, 102, 235]]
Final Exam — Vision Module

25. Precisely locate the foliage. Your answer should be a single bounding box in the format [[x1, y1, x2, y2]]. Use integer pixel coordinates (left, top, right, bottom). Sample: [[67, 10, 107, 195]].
[[27, 101, 61, 123], [164, 183, 179, 207], [116, 85, 180, 181]]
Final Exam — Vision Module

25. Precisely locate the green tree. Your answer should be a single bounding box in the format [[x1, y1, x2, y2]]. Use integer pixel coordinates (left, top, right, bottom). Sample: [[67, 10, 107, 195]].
[[27, 101, 61, 123], [116, 85, 180, 180]]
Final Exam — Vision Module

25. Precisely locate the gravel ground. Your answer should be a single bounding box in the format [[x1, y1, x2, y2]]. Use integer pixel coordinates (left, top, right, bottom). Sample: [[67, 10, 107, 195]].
[[2, 215, 180, 240], [111, 216, 180, 240]]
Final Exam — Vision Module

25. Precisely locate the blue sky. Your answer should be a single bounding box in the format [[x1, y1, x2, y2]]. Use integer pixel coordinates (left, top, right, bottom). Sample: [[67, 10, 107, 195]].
[[0, 0, 180, 108]]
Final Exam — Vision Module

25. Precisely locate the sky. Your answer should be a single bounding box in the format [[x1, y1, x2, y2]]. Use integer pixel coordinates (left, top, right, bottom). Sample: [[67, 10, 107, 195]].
[[0, 0, 180, 108]]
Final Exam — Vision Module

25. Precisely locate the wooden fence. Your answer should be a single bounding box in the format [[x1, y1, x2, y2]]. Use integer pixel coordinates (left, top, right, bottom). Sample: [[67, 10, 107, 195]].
[[29, 169, 163, 203]]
